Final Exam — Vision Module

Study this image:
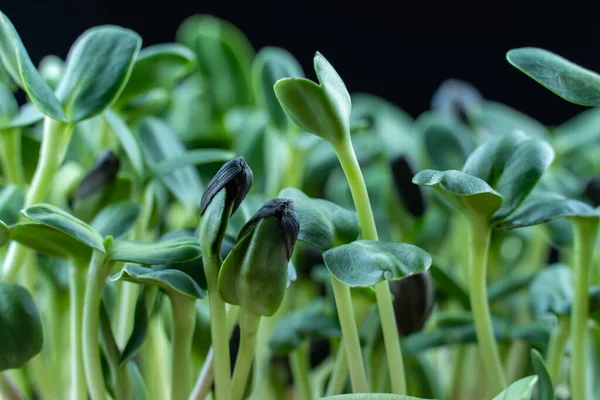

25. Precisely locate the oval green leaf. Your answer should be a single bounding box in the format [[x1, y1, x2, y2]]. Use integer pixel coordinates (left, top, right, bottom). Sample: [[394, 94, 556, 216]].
[[501, 198, 599, 229], [55, 25, 142, 122], [9, 223, 92, 262], [22, 203, 105, 252], [507, 47, 600, 106], [107, 236, 201, 265], [278, 187, 359, 251], [491, 375, 538, 400], [529, 264, 573, 317], [111, 264, 205, 299], [0, 282, 44, 371], [0, 184, 24, 225], [323, 240, 432, 287]]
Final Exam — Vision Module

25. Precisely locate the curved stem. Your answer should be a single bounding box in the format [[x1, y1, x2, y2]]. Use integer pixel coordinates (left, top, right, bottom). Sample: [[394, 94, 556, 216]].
[[1, 118, 73, 282], [570, 218, 598, 400], [0, 373, 24, 400], [0, 127, 24, 187], [546, 316, 570, 387], [467, 216, 506, 394], [289, 343, 311, 400], [231, 311, 261, 400], [334, 138, 406, 394], [170, 293, 197, 400], [69, 264, 88, 400], [330, 276, 368, 392], [82, 251, 112, 400]]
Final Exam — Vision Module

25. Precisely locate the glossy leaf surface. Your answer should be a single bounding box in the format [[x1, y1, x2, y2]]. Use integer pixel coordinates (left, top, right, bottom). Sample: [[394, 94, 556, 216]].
[[111, 264, 205, 299]]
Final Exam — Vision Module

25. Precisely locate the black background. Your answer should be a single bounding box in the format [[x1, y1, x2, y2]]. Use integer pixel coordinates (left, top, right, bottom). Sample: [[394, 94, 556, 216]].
[[1, 0, 596, 125]]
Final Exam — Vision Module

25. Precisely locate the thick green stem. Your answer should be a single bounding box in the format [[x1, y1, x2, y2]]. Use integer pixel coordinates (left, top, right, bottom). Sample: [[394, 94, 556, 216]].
[[467, 216, 506, 394], [231, 311, 261, 400], [205, 259, 232, 400], [325, 341, 348, 396], [334, 138, 406, 394], [82, 251, 112, 400], [0, 373, 24, 400], [570, 218, 598, 400], [0, 127, 24, 186], [115, 281, 139, 347], [69, 264, 88, 400], [330, 276, 368, 392], [546, 317, 570, 387], [142, 315, 170, 400], [170, 293, 197, 400], [284, 144, 306, 189], [289, 343, 311, 400], [1, 118, 73, 282]]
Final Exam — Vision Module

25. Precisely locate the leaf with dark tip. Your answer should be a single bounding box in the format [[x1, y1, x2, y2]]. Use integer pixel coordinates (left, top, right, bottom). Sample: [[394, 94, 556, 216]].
[[0, 184, 23, 225], [107, 237, 201, 265], [412, 169, 503, 218], [120, 287, 152, 365], [116, 43, 196, 107], [278, 187, 358, 251], [111, 264, 205, 299], [390, 155, 427, 217], [200, 156, 252, 216], [492, 376, 538, 400], [252, 47, 304, 131], [73, 149, 120, 200], [0, 11, 66, 120], [431, 78, 483, 122], [0, 282, 44, 371], [22, 203, 105, 252], [507, 47, 600, 106], [462, 131, 555, 222], [9, 223, 92, 262], [90, 202, 140, 239], [268, 299, 340, 355], [501, 198, 599, 229], [529, 264, 573, 317], [323, 240, 432, 287], [55, 25, 141, 122], [530, 349, 554, 400], [104, 110, 144, 178], [154, 149, 236, 176], [274, 52, 351, 145]]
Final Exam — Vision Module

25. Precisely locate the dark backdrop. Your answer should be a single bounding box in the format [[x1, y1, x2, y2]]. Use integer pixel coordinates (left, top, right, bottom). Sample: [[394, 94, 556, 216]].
[[1, 0, 595, 125]]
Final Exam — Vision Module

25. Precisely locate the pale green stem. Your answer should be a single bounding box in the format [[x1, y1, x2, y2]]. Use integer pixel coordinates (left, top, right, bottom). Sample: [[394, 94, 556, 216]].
[[0, 373, 24, 400], [82, 251, 112, 400], [546, 317, 570, 387], [467, 216, 507, 394], [142, 315, 170, 400], [115, 281, 139, 347], [289, 343, 311, 400], [449, 345, 466, 400], [69, 264, 88, 400], [205, 257, 232, 400], [231, 311, 261, 400], [333, 138, 406, 394], [325, 341, 348, 396], [190, 305, 240, 400], [170, 293, 197, 400], [330, 276, 368, 392], [1, 118, 73, 282], [570, 218, 598, 400], [284, 144, 306, 189], [0, 127, 24, 186]]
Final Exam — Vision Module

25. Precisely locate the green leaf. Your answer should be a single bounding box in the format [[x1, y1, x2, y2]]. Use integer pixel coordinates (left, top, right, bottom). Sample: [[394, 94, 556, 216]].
[[0, 282, 44, 371], [278, 187, 359, 251], [138, 117, 203, 208], [472, 101, 548, 139], [153, 149, 236, 176], [429, 260, 470, 309], [529, 264, 572, 317], [0, 81, 17, 125], [252, 47, 304, 131], [22, 203, 105, 252], [552, 107, 600, 156], [501, 198, 599, 229], [412, 169, 503, 218], [530, 349, 554, 400], [104, 110, 144, 177], [491, 376, 538, 400], [107, 237, 201, 265], [319, 395, 433, 400], [0, 11, 66, 120], [488, 270, 537, 303], [111, 264, 205, 299], [9, 223, 92, 262], [116, 43, 196, 107], [0, 184, 23, 225], [274, 52, 351, 145], [120, 287, 151, 365], [56, 25, 142, 122], [90, 202, 140, 239], [6, 102, 43, 128], [507, 47, 600, 106], [462, 131, 555, 222], [268, 300, 340, 355], [323, 240, 432, 287]]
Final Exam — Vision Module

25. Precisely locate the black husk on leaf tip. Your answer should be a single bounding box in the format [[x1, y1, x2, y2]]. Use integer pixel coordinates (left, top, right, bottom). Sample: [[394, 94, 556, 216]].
[[200, 156, 253, 216]]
